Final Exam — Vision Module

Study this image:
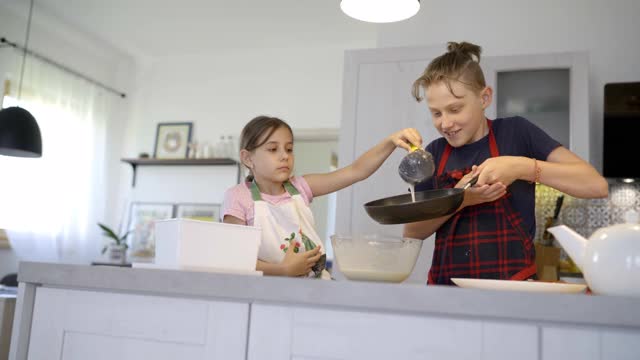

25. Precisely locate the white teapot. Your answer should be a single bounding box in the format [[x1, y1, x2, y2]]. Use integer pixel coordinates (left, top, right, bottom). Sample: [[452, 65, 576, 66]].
[[548, 224, 640, 296]]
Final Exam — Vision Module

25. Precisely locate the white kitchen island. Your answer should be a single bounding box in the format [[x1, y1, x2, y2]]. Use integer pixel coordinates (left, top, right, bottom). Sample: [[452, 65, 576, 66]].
[[8, 262, 640, 360]]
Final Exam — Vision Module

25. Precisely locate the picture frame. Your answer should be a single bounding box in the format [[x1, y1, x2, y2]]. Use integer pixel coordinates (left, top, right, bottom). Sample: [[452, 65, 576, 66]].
[[126, 202, 174, 259], [153, 122, 193, 159], [176, 203, 221, 222]]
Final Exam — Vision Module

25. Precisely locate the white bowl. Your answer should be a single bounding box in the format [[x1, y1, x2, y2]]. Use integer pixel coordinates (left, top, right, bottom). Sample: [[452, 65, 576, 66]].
[[331, 234, 422, 283], [154, 218, 261, 272]]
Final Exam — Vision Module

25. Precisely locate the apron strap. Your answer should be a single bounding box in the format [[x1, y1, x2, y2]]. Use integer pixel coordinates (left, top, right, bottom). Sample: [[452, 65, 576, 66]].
[[437, 118, 497, 176], [509, 263, 537, 281], [249, 181, 263, 201], [249, 180, 300, 201], [283, 181, 300, 196]]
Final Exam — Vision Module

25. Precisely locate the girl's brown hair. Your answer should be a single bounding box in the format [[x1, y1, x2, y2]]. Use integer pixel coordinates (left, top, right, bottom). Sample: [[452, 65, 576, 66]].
[[239, 115, 293, 181], [412, 41, 486, 101]]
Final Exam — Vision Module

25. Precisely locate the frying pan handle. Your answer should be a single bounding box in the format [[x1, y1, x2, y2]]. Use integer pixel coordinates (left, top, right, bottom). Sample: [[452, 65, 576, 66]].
[[463, 175, 479, 190]]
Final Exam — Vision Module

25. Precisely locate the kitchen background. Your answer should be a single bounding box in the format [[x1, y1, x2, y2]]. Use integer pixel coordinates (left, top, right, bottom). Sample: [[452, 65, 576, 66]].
[[0, 0, 639, 277]]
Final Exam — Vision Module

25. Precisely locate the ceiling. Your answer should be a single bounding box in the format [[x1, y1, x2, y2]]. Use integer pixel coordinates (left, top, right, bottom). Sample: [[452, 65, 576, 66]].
[[28, 0, 377, 59]]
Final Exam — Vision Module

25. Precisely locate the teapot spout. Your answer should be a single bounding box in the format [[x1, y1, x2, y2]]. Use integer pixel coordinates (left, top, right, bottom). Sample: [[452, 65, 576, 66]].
[[547, 225, 587, 272]]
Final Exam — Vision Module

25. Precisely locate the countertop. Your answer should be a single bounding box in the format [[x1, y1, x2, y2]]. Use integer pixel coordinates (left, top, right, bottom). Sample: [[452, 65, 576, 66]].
[[17, 261, 640, 329]]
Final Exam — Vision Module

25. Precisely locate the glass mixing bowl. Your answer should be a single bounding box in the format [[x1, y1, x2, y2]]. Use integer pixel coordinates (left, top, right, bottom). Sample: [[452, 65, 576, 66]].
[[331, 234, 423, 283]]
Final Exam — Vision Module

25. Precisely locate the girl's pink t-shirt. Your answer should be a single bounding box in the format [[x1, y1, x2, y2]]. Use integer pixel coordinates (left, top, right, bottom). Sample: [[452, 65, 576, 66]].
[[221, 176, 314, 225]]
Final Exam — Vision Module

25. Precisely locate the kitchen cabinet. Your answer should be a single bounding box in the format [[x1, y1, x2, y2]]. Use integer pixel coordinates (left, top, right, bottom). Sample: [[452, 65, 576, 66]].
[[9, 262, 640, 360], [0, 296, 15, 360], [248, 306, 640, 360], [482, 52, 590, 162], [248, 304, 538, 360], [542, 326, 640, 360], [24, 287, 248, 360]]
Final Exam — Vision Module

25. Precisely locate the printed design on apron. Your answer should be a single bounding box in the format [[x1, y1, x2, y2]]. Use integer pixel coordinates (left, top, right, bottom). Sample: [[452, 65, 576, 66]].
[[427, 119, 537, 285], [281, 230, 318, 255], [250, 180, 326, 278]]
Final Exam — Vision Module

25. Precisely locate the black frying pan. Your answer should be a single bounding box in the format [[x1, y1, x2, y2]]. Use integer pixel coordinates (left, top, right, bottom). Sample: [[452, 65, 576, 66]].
[[364, 176, 478, 225]]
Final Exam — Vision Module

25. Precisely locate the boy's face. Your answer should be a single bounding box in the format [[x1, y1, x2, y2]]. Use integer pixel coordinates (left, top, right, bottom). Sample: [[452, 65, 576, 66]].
[[247, 126, 294, 184], [425, 80, 492, 148]]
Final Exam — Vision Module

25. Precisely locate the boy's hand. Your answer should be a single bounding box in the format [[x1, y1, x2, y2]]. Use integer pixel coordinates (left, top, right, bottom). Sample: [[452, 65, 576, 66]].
[[389, 128, 422, 152], [281, 244, 322, 277], [457, 166, 506, 208], [476, 156, 527, 187]]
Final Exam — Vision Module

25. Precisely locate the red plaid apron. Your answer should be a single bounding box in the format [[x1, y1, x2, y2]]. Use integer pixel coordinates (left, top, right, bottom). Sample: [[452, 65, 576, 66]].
[[427, 120, 537, 285]]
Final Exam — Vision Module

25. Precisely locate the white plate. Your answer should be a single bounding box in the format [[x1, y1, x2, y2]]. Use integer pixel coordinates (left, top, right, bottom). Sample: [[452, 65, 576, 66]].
[[451, 278, 587, 294], [132, 263, 263, 276]]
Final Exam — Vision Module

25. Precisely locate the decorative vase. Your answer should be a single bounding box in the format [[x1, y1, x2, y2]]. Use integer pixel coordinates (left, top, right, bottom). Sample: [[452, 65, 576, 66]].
[[108, 243, 127, 264]]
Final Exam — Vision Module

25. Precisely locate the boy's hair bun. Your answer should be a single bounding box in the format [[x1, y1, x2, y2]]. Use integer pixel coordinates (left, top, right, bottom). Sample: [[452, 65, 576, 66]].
[[446, 41, 482, 63], [411, 41, 486, 102]]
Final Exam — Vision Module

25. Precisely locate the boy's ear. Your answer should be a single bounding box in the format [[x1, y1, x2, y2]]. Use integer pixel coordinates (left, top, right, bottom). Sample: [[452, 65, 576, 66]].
[[240, 149, 253, 169], [480, 87, 493, 109]]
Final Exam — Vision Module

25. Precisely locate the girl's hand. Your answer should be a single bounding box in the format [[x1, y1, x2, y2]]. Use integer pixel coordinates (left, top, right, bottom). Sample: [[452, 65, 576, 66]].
[[281, 244, 323, 277], [475, 156, 526, 187], [457, 166, 506, 208], [388, 128, 422, 152]]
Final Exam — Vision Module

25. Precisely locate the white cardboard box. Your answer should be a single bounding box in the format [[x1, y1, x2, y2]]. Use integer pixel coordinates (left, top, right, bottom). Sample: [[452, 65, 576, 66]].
[[152, 218, 261, 272]]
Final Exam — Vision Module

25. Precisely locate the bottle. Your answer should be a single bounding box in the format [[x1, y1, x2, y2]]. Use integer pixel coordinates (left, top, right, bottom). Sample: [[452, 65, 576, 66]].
[[201, 142, 211, 158], [226, 135, 236, 160], [187, 141, 198, 159], [215, 136, 225, 158]]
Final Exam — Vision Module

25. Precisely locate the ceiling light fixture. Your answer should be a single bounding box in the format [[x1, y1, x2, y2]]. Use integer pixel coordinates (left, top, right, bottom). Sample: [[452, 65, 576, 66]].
[[340, 0, 421, 23], [0, 0, 42, 158]]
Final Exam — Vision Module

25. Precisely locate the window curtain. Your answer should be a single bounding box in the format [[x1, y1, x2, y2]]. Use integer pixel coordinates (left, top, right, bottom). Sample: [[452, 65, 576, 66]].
[[0, 53, 113, 263]]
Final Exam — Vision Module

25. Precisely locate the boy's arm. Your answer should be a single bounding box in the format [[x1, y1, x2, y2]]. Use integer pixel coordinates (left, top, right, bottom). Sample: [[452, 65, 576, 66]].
[[476, 147, 608, 199], [537, 147, 608, 198], [304, 128, 422, 197]]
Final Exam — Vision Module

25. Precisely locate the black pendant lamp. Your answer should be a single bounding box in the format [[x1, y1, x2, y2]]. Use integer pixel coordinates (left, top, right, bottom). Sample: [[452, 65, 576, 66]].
[[0, 0, 42, 158], [0, 106, 41, 157]]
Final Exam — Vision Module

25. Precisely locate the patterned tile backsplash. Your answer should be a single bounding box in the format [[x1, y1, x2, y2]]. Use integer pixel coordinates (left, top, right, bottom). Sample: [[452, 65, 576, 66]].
[[534, 182, 638, 242]]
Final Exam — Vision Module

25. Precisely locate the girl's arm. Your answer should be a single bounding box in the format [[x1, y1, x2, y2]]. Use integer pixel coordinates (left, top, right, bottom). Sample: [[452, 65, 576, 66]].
[[223, 215, 323, 276], [476, 146, 608, 199], [304, 128, 422, 197], [256, 246, 322, 276]]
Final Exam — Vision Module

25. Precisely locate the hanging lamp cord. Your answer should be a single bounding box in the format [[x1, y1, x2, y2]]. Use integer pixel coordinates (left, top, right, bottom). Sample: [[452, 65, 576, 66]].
[[17, 0, 34, 100]]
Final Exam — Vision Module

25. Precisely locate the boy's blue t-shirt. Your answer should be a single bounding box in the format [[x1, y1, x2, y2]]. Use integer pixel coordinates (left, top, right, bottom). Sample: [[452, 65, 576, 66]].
[[415, 116, 562, 238]]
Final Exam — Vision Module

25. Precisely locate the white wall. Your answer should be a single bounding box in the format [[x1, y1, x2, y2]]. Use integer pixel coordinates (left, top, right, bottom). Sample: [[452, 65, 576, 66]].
[[122, 44, 375, 158], [115, 36, 377, 229], [0, 1, 135, 275], [375, 0, 640, 171]]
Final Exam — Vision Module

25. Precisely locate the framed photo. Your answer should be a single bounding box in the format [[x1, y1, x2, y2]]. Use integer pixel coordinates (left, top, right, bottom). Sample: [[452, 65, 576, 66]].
[[176, 203, 221, 222], [153, 122, 193, 159], [127, 202, 174, 259]]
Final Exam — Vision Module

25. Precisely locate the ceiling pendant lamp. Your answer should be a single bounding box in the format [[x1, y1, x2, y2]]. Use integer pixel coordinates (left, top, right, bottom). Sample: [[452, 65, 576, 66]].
[[341, 0, 420, 23], [0, 106, 41, 157], [0, 0, 42, 158]]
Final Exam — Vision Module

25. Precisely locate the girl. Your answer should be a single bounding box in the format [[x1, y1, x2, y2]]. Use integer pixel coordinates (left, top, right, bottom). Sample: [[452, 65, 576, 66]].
[[404, 42, 608, 285], [223, 115, 421, 277]]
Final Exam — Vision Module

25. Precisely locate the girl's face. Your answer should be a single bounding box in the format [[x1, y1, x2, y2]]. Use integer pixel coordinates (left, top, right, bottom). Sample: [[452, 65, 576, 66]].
[[245, 126, 294, 185], [425, 80, 492, 148]]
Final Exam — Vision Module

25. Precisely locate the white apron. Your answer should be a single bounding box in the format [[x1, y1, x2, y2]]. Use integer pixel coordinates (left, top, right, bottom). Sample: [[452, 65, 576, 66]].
[[250, 180, 327, 278]]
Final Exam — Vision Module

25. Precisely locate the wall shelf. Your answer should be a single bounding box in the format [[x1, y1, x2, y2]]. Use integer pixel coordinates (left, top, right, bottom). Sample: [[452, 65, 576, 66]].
[[121, 158, 241, 187]]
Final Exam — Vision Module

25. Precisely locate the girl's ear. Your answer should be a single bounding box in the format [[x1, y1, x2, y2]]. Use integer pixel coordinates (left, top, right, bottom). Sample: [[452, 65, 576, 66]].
[[240, 149, 253, 169], [480, 86, 493, 110]]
